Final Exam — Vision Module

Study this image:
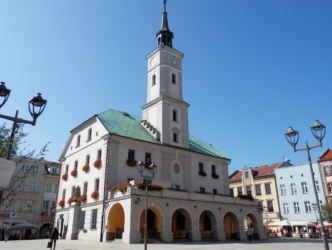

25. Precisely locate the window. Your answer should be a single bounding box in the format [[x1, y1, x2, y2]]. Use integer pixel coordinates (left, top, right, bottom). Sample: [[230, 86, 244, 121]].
[[267, 200, 274, 212], [15, 200, 22, 211], [19, 180, 26, 191], [91, 209, 98, 229], [62, 189, 66, 201], [283, 203, 289, 214], [97, 149, 102, 159], [26, 200, 33, 211], [265, 183, 271, 195], [46, 183, 52, 193], [280, 184, 286, 196], [291, 183, 297, 195], [79, 211, 85, 230], [302, 182, 308, 194], [328, 182, 332, 193], [199, 163, 204, 172], [22, 164, 29, 172], [76, 135, 81, 147], [244, 171, 249, 179], [65, 164, 69, 174], [246, 185, 252, 196], [145, 153, 151, 164], [237, 186, 243, 195], [305, 201, 311, 213], [51, 168, 57, 174], [29, 181, 37, 192], [257, 201, 263, 208], [54, 184, 58, 193], [211, 165, 216, 175], [87, 128, 92, 141], [71, 186, 76, 197], [152, 74, 156, 86], [173, 110, 177, 121], [325, 166, 331, 176], [33, 166, 39, 173], [172, 73, 176, 84], [42, 201, 50, 212], [86, 155, 90, 164], [316, 180, 320, 192], [173, 133, 178, 143], [200, 187, 205, 193], [74, 161, 78, 170], [255, 184, 261, 196], [213, 189, 217, 195], [294, 202, 300, 213], [128, 150, 135, 160], [83, 182, 88, 194], [95, 178, 100, 191], [230, 188, 234, 197]]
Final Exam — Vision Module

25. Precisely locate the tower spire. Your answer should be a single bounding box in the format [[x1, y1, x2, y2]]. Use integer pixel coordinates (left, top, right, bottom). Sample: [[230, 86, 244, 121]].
[[156, 0, 173, 47]]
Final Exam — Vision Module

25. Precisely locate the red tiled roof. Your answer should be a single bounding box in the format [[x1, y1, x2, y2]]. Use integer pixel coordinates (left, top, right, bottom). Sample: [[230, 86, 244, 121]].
[[229, 163, 281, 182], [320, 149, 332, 160]]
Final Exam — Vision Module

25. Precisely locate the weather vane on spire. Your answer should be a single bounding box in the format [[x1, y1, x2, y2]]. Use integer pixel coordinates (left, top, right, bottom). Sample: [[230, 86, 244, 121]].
[[163, 0, 167, 12]]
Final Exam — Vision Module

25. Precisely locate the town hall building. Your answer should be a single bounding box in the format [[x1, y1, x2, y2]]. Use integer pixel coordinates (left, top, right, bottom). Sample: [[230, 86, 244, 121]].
[[55, 1, 266, 243]]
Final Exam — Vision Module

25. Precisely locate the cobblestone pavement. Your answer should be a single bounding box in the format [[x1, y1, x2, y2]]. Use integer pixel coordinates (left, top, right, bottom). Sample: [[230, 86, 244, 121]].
[[0, 237, 331, 250]]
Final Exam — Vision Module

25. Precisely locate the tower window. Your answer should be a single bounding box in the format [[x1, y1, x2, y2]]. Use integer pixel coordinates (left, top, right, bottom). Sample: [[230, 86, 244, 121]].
[[173, 110, 177, 121], [173, 133, 178, 143], [152, 74, 156, 86], [172, 73, 176, 84]]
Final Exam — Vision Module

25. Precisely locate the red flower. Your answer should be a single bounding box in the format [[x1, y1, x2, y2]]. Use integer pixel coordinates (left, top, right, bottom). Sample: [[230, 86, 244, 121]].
[[82, 164, 89, 172], [198, 171, 207, 177], [78, 194, 87, 202], [62, 173, 68, 180], [93, 159, 101, 168], [126, 159, 137, 167], [212, 173, 219, 179], [91, 190, 99, 199], [58, 200, 65, 207], [67, 197, 74, 205], [71, 169, 77, 177]]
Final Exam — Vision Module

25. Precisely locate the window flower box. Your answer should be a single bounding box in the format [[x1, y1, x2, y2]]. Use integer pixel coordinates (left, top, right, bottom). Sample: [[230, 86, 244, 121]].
[[212, 173, 219, 179], [126, 159, 137, 167], [71, 169, 77, 177], [93, 159, 101, 168], [62, 173, 68, 181], [67, 196, 74, 205], [91, 190, 99, 199], [198, 171, 207, 177], [78, 194, 87, 202], [58, 199, 65, 207], [82, 164, 89, 172]]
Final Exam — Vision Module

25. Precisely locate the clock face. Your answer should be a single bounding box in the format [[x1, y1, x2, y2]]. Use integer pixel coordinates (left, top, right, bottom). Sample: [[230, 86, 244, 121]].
[[170, 56, 178, 65], [150, 57, 157, 66]]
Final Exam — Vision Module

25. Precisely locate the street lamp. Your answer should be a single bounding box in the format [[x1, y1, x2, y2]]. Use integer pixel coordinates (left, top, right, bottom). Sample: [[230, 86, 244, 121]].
[[257, 206, 270, 225], [1, 199, 12, 241], [285, 120, 329, 250], [312, 203, 318, 224], [0, 82, 47, 160], [136, 161, 157, 250]]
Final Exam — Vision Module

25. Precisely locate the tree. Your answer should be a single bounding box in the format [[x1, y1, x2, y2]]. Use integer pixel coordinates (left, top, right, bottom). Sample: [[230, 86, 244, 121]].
[[0, 122, 49, 208], [321, 204, 332, 221]]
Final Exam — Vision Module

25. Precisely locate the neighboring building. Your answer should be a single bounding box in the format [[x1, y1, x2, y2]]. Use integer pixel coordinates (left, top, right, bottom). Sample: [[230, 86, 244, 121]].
[[229, 162, 292, 226], [0, 158, 60, 239], [275, 163, 326, 222], [318, 148, 332, 215], [55, 2, 266, 244]]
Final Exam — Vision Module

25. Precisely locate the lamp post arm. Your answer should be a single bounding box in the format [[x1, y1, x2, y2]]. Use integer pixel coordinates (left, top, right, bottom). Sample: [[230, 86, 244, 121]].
[[0, 113, 35, 126]]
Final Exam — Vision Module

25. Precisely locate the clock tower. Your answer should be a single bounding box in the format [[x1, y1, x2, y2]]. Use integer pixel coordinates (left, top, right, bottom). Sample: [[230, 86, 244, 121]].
[[142, 0, 189, 148]]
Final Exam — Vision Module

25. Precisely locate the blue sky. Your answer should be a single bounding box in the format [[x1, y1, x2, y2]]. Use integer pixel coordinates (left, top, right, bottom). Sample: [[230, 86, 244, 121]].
[[0, 0, 331, 172]]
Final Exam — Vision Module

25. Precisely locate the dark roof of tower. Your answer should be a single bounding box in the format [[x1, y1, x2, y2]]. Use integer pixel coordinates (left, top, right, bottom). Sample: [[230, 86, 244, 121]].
[[156, 0, 174, 47]]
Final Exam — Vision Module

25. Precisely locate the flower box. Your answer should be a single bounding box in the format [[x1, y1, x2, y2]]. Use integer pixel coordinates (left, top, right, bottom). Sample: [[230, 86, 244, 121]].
[[62, 173, 68, 181], [136, 182, 163, 191], [198, 171, 207, 177], [126, 159, 137, 167], [67, 197, 74, 205], [212, 173, 219, 179], [91, 190, 99, 199], [78, 194, 87, 202], [58, 199, 65, 207], [71, 169, 77, 177], [93, 159, 101, 168], [82, 164, 89, 172]]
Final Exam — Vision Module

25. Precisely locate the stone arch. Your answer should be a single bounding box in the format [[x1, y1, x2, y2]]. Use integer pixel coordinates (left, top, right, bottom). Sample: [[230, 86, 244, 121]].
[[139, 206, 162, 240], [171, 208, 192, 241], [223, 212, 240, 240], [199, 210, 218, 240], [39, 223, 53, 238], [245, 213, 260, 239], [107, 203, 125, 241]]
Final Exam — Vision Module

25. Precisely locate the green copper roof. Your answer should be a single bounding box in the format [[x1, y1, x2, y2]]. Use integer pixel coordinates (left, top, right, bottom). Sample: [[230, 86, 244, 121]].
[[97, 109, 228, 159]]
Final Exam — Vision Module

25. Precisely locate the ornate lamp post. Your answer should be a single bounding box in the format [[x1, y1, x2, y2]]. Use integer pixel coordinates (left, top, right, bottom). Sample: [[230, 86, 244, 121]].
[[0, 82, 47, 160], [136, 161, 157, 250], [285, 120, 329, 250]]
